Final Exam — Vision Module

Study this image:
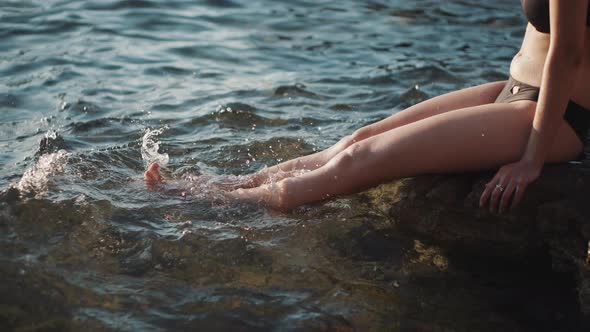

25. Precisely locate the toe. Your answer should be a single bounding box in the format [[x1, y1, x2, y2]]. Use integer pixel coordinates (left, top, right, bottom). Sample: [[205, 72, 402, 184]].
[[147, 162, 159, 172], [144, 163, 162, 182]]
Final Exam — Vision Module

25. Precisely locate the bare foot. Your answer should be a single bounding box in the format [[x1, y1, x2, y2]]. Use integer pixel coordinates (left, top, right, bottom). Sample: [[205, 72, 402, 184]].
[[226, 182, 288, 210], [144, 162, 163, 183], [219, 169, 304, 191]]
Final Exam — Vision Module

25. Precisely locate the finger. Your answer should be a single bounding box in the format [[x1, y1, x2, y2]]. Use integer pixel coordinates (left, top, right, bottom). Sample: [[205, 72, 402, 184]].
[[480, 172, 503, 207], [511, 182, 528, 210], [498, 180, 517, 214], [489, 181, 506, 213], [479, 181, 495, 207]]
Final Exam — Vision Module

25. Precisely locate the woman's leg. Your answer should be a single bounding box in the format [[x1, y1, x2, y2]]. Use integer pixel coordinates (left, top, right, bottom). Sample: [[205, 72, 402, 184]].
[[145, 163, 162, 182], [246, 81, 507, 186], [231, 100, 582, 209], [144, 81, 506, 185]]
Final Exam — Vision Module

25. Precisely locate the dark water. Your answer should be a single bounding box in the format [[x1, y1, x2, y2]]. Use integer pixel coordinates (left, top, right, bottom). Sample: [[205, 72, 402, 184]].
[[1, 1, 582, 331]]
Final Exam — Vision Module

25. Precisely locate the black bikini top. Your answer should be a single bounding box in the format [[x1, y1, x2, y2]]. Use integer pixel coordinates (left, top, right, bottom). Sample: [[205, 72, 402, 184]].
[[522, 0, 590, 33]]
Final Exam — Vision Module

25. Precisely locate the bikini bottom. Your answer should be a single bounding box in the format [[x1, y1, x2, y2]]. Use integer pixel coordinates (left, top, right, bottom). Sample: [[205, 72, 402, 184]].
[[494, 76, 590, 145]]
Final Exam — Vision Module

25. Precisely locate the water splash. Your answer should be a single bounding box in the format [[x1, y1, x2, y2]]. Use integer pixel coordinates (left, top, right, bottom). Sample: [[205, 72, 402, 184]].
[[177, 167, 310, 205], [36, 129, 68, 157], [141, 128, 169, 167], [180, 173, 238, 203], [45, 129, 57, 140], [16, 150, 69, 197]]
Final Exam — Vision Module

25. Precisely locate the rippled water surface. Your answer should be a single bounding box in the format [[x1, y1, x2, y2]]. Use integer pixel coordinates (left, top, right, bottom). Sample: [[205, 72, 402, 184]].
[[2, 1, 581, 331]]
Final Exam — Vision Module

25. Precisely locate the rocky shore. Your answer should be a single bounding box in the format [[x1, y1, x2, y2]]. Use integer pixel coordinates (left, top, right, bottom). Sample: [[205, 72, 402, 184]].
[[381, 145, 590, 327]]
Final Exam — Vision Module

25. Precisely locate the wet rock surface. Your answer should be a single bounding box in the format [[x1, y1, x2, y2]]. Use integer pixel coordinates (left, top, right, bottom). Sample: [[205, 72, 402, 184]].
[[380, 147, 590, 328]]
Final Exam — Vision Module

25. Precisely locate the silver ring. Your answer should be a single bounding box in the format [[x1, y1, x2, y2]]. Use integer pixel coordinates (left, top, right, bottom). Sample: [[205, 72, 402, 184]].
[[495, 184, 504, 192]]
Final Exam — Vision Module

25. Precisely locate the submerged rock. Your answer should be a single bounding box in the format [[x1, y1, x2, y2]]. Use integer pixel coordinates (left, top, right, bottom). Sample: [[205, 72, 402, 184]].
[[0, 186, 20, 203], [382, 149, 590, 326]]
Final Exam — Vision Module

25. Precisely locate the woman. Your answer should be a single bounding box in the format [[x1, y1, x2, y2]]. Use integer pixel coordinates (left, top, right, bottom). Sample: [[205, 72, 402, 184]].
[[146, 0, 590, 213]]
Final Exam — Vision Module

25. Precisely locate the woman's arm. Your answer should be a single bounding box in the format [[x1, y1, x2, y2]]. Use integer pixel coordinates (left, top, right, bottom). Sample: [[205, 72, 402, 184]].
[[481, 0, 588, 212], [521, 0, 587, 165]]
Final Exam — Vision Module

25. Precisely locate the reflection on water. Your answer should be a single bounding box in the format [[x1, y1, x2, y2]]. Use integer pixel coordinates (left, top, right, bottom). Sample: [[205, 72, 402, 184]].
[[0, 0, 583, 331]]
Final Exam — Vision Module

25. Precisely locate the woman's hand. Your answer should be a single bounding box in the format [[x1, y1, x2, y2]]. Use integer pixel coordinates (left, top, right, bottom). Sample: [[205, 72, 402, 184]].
[[479, 159, 543, 213]]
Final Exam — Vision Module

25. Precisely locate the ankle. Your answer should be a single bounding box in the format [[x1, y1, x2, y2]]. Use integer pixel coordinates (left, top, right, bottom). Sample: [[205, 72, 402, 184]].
[[271, 179, 293, 210], [248, 170, 267, 187]]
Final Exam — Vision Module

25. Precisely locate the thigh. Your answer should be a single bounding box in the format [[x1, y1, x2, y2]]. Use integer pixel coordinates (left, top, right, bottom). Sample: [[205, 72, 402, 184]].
[[358, 81, 507, 137], [257, 81, 509, 184], [279, 100, 582, 208], [359, 101, 582, 177]]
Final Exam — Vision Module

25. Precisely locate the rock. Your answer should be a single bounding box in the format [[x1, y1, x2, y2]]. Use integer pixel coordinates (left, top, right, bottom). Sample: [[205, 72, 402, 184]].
[[0, 186, 20, 203], [383, 147, 590, 325], [36, 131, 68, 157]]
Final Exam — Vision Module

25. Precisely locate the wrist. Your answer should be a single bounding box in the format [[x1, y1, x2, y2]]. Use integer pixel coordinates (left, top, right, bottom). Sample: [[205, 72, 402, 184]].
[[520, 154, 544, 168], [520, 143, 546, 166]]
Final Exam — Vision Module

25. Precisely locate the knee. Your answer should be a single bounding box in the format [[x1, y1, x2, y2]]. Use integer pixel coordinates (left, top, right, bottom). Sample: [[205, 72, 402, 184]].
[[333, 127, 372, 155], [328, 142, 369, 171], [350, 126, 373, 143]]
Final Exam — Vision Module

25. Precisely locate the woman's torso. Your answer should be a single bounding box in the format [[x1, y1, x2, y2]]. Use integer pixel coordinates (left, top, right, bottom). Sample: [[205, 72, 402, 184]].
[[510, 4, 590, 109]]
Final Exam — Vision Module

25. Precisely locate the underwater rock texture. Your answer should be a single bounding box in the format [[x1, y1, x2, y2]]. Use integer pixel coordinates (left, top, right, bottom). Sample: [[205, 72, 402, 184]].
[[386, 147, 590, 325]]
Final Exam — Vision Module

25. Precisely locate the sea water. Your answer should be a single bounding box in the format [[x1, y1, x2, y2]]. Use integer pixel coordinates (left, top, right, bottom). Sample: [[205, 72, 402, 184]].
[[3, 1, 580, 331]]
